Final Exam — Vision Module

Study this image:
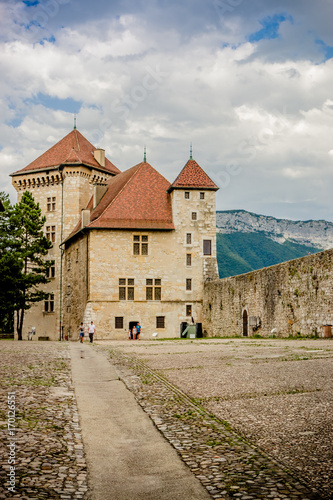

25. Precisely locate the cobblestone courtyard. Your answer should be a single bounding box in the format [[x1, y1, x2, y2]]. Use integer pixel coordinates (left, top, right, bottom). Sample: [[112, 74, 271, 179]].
[[0, 338, 332, 499]]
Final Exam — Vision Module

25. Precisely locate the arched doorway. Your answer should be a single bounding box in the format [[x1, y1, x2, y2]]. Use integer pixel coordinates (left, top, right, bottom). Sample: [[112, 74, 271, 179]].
[[242, 310, 248, 337]]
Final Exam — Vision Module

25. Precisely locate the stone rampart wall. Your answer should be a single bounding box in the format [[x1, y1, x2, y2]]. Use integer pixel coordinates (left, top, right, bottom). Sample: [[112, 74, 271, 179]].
[[203, 249, 333, 338]]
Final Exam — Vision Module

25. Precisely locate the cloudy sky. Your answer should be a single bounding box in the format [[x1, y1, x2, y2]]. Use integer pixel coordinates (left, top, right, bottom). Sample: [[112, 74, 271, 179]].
[[1, 0, 333, 221]]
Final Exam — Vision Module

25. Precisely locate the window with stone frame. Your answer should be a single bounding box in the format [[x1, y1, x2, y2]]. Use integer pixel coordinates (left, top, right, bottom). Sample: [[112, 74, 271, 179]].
[[146, 279, 162, 300], [46, 225, 56, 242], [186, 278, 192, 291], [156, 316, 165, 328], [186, 233, 192, 245], [191, 212, 197, 220], [47, 261, 55, 279], [44, 293, 55, 313], [133, 235, 148, 255], [47, 197, 56, 211], [203, 239, 212, 255], [186, 253, 192, 266], [119, 278, 135, 300], [184, 191, 190, 199], [200, 192, 205, 200], [186, 304, 192, 316], [115, 317, 124, 329]]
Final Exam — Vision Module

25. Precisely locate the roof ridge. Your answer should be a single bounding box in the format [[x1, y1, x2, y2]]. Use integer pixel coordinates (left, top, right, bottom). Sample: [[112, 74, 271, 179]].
[[88, 162, 145, 227], [74, 129, 80, 151]]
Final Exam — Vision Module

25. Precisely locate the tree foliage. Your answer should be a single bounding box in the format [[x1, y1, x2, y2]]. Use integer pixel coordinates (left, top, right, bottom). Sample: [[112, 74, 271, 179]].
[[0, 191, 52, 339]]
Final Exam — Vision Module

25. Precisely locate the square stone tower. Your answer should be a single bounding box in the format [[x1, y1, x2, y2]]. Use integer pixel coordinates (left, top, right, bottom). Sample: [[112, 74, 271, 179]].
[[10, 129, 119, 340]]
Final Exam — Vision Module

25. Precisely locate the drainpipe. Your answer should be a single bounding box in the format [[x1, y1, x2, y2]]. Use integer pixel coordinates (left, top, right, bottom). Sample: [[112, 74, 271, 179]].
[[59, 166, 64, 341]]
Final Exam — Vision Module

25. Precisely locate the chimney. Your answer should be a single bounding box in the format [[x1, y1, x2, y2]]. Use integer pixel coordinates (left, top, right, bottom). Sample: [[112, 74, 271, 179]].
[[93, 184, 108, 209], [81, 209, 90, 228], [93, 148, 105, 167]]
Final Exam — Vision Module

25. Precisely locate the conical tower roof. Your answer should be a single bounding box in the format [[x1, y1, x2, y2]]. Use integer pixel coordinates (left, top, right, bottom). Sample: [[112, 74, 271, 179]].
[[168, 158, 218, 191], [11, 129, 120, 176]]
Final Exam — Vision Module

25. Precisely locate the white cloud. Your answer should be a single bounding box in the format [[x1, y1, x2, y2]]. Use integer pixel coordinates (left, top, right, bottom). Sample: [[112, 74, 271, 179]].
[[0, 0, 333, 220]]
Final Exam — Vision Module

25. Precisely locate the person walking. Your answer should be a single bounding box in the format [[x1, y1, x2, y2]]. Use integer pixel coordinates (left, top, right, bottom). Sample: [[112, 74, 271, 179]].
[[136, 322, 141, 340], [88, 321, 96, 343], [132, 324, 137, 340], [79, 322, 85, 343]]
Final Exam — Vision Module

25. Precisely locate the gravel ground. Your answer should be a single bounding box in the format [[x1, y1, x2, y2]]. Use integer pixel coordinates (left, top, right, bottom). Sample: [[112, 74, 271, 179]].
[[0, 341, 88, 499], [102, 338, 333, 499]]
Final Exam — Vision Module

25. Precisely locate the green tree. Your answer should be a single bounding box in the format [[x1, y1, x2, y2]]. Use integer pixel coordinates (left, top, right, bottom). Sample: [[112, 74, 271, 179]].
[[0, 191, 52, 340], [0, 192, 18, 333]]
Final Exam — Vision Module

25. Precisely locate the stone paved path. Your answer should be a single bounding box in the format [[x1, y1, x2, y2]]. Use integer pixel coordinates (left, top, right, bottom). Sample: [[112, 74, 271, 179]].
[[104, 345, 327, 500], [0, 341, 88, 499], [70, 342, 210, 500]]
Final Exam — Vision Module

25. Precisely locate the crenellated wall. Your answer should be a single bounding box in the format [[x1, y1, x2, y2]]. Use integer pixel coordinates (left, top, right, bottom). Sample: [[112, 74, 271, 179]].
[[203, 249, 333, 338]]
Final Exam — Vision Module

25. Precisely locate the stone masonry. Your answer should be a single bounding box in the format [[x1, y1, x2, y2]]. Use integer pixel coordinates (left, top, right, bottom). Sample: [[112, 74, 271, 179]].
[[203, 248, 333, 338]]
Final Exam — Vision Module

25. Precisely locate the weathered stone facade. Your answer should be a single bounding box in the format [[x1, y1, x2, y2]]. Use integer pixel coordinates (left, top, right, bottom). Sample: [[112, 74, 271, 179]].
[[63, 188, 218, 339], [203, 249, 333, 338]]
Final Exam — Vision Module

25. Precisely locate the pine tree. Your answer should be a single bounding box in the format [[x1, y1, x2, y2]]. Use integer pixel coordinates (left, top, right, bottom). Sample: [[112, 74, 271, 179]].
[[0, 192, 19, 333], [3, 191, 52, 340]]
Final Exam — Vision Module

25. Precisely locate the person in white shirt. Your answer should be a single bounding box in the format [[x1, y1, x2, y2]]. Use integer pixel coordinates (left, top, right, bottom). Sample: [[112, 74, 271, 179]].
[[88, 321, 96, 343]]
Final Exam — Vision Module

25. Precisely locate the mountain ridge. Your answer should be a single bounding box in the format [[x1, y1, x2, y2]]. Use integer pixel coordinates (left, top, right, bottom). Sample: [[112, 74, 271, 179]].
[[216, 209, 333, 250]]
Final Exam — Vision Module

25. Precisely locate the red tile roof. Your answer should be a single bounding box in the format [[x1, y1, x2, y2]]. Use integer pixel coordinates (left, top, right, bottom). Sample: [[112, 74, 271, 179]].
[[169, 159, 218, 191], [66, 162, 174, 240], [11, 129, 120, 176]]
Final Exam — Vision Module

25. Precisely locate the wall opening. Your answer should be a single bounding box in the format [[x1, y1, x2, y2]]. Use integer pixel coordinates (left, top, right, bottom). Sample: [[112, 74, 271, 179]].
[[242, 310, 248, 337]]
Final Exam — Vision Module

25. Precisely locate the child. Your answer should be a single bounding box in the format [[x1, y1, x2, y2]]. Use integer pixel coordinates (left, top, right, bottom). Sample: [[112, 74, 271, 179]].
[[79, 322, 84, 343]]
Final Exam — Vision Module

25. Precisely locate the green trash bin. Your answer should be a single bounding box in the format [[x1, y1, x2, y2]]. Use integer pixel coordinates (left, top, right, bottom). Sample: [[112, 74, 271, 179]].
[[182, 324, 196, 338]]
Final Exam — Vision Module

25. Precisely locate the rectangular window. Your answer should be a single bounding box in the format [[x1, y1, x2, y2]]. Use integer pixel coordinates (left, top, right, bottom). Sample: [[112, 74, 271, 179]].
[[146, 286, 153, 300], [156, 316, 165, 328], [186, 254, 192, 266], [186, 304, 192, 316], [186, 233, 192, 245], [133, 235, 149, 255], [47, 261, 55, 279], [115, 317, 124, 329], [203, 239, 212, 256], [46, 225, 56, 242], [119, 279, 135, 300], [44, 293, 55, 313], [191, 212, 197, 220], [200, 192, 205, 200], [146, 279, 162, 300], [186, 278, 192, 291], [47, 197, 56, 211], [184, 191, 190, 199]]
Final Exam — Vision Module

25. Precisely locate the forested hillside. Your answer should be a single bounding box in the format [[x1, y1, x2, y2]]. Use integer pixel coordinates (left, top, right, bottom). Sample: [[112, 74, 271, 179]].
[[216, 232, 322, 278]]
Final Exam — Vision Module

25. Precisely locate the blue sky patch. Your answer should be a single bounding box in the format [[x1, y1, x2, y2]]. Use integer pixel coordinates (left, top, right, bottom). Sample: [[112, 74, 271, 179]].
[[26, 93, 82, 113], [39, 35, 56, 45], [316, 39, 333, 61], [248, 14, 293, 43], [23, 1, 40, 6], [6, 117, 23, 128]]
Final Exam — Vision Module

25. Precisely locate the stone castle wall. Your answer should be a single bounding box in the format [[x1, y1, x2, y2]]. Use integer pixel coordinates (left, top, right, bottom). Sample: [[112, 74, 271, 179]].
[[203, 249, 333, 338]]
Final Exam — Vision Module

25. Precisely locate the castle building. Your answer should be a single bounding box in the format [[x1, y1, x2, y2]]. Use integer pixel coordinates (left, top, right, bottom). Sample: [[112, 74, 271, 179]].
[[11, 129, 219, 340]]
